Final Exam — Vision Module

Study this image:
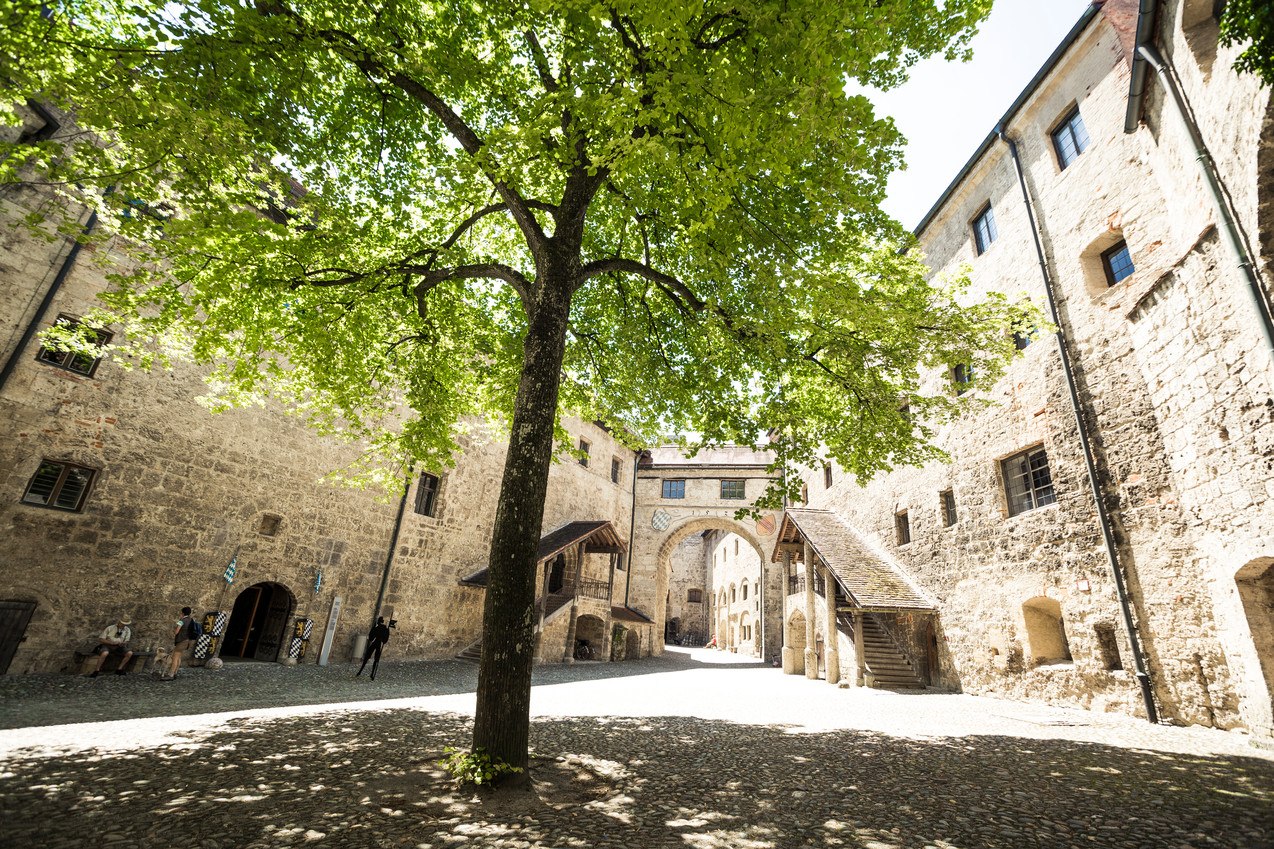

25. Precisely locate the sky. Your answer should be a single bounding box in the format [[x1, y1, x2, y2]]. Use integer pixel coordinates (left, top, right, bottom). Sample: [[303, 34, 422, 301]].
[[874, 0, 1093, 230]]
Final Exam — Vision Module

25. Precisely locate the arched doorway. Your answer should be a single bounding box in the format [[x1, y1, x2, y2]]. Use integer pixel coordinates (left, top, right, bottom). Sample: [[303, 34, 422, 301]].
[[1237, 557, 1274, 730], [575, 613, 606, 660], [223, 582, 296, 662], [787, 610, 807, 675]]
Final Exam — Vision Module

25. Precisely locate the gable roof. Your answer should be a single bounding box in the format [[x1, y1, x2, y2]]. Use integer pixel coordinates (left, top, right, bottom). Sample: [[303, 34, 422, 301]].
[[460, 520, 627, 586], [773, 509, 934, 612]]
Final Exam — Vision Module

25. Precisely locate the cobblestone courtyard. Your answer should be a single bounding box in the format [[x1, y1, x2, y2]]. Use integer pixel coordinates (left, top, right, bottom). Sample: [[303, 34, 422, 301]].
[[1, 648, 1271, 849]]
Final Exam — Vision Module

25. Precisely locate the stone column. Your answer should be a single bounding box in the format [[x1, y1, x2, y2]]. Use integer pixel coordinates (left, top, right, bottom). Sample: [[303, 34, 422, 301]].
[[853, 610, 866, 686], [803, 542, 818, 680], [781, 551, 796, 674], [824, 564, 840, 685], [535, 559, 550, 663]]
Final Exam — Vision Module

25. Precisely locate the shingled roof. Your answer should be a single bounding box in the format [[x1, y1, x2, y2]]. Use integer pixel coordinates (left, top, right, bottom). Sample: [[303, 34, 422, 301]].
[[772, 509, 934, 612], [460, 520, 626, 586]]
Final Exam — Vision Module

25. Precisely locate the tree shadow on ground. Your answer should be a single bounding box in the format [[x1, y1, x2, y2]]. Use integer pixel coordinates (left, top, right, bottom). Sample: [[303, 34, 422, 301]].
[[0, 648, 765, 730], [1, 709, 1271, 849]]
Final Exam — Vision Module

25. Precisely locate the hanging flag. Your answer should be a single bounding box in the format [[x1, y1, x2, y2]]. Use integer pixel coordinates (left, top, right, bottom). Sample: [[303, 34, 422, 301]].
[[223, 551, 238, 584]]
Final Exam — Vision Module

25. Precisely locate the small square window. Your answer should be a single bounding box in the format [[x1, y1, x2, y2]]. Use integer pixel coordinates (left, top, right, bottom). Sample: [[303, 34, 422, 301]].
[[823, 463, 833, 488], [1013, 327, 1038, 350], [720, 479, 745, 499], [687, 588, 703, 604], [21, 459, 97, 512], [972, 204, 998, 255], [610, 457, 621, 484], [895, 511, 911, 546], [940, 489, 957, 527], [36, 315, 112, 377], [952, 363, 974, 396], [1102, 241, 1135, 286], [662, 479, 685, 499], [1051, 107, 1091, 169], [1002, 447, 1057, 517], [578, 438, 590, 467], [415, 472, 440, 517], [258, 514, 282, 536]]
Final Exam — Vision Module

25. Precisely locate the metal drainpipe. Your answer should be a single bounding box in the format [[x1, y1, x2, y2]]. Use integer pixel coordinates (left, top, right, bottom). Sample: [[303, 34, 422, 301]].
[[0, 207, 98, 392], [372, 473, 412, 626], [996, 126, 1160, 724], [1135, 43, 1274, 363], [623, 452, 639, 609]]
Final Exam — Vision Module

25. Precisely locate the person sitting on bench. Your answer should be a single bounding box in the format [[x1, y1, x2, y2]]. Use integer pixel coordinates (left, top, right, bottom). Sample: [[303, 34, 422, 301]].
[[90, 617, 134, 677]]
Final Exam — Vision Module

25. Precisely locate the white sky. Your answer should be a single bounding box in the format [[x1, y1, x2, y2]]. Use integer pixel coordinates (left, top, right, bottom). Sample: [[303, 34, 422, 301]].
[[874, 0, 1093, 230]]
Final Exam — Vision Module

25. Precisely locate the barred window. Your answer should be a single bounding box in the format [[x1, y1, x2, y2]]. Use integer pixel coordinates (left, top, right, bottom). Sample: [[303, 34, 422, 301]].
[[1002, 447, 1057, 516], [21, 460, 97, 512]]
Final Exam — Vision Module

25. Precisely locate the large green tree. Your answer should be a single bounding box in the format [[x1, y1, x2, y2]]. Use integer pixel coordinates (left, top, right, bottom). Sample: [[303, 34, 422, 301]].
[[2, 0, 1028, 774]]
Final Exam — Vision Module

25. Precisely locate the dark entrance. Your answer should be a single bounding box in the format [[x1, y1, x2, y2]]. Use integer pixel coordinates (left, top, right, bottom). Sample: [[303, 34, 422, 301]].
[[223, 582, 295, 661], [0, 600, 36, 674], [547, 553, 566, 594]]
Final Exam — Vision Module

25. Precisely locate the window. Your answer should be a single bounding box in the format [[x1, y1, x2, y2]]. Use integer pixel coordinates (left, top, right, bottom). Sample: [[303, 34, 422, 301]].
[[687, 588, 703, 604], [415, 472, 440, 517], [258, 514, 282, 536], [720, 479, 745, 499], [895, 511, 911, 545], [972, 204, 998, 255], [661, 479, 685, 499], [952, 363, 974, 396], [823, 463, 833, 488], [578, 438, 590, 467], [742, 583, 748, 600], [1002, 447, 1057, 516], [611, 457, 621, 484], [1051, 107, 1091, 169], [734, 539, 739, 556], [36, 315, 111, 377], [940, 489, 957, 527], [1013, 327, 1037, 350], [21, 460, 96, 512], [730, 585, 736, 603], [1102, 241, 1135, 286], [799, 484, 808, 505]]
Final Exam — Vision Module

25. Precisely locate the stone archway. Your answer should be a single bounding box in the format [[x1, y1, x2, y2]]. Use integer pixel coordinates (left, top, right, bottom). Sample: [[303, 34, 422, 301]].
[[222, 582, 296, 662]]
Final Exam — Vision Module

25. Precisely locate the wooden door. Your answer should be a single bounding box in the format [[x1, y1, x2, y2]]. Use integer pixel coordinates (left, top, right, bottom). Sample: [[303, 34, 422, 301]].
[[0, 600, 37, 675], [254, 587, 293, 661]]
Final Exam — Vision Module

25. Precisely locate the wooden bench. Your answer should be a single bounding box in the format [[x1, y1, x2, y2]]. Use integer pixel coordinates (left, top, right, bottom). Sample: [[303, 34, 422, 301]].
[[73, 648, 156, 675]]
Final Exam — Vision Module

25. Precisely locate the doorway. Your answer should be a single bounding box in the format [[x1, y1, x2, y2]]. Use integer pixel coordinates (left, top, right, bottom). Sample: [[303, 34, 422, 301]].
[[0, 600, 36, 675], [223, 582, 295, 661]]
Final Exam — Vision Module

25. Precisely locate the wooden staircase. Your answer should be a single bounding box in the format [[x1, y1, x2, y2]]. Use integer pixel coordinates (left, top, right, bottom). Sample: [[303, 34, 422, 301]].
[[837, 611, 925, 690], [456, 591, 575, 663]]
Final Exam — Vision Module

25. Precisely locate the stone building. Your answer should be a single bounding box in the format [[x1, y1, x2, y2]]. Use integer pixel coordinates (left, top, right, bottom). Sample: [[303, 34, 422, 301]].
[[783, 0, 1274, 739], [0, 109, 642, 672]]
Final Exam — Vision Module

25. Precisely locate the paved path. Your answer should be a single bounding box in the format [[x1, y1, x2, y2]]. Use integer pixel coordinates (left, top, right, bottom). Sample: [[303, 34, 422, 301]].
[[1, 648, 1271, 848]]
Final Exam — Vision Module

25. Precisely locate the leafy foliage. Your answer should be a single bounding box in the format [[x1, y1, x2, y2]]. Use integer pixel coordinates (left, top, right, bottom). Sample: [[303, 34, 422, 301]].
[[440, 747, 524, 787], [1219, 0, 1274, 86]]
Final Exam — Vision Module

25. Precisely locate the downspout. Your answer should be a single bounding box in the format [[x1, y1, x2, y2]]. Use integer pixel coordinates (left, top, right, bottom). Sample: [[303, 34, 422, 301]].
[[623, 451, 639, 609], [997, 126, 1160, 724], [1133, 42, 1274, 362], [0, 207, 98, 392], [372, 473, 412, 626]]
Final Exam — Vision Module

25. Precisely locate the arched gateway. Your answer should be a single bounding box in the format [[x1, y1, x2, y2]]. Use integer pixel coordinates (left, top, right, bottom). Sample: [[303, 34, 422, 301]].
[[625, 446, 783, 660]]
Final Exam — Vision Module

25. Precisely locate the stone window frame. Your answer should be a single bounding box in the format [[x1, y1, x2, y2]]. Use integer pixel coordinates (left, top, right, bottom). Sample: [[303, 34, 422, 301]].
[[720, 478, 746, 500], [894, 510, 911, 546], [610, 457, 622, 484], [972, 202, 998, 255], [687, 588, 703, 604], [1101, 240, 1136, 287], [661, 479, 686, 499], [1049, 105, 1090, 170], [940, 489, 957, 527], [414, 472, 442, 518], [742, 582, 748, 601], [20, 459, 98, 512], [35, 314, 112, 378], [578, 437, 590, 467], [1000, 445, 1058, 517]]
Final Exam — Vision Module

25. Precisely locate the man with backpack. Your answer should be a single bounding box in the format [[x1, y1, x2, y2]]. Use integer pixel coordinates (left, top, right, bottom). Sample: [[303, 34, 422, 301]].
[[161, 606, 202, 680]]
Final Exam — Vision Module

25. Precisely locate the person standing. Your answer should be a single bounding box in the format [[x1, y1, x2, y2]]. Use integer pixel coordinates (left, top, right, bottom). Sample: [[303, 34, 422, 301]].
[[356, 616, 391, 680], [89, 617, 134, 677], [162, 607, 197, 681]]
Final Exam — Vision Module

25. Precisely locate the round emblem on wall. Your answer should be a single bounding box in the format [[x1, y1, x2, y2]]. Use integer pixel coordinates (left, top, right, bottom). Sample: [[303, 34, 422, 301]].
[[756, 515, 776, 536], [652, 509, 671, 531]]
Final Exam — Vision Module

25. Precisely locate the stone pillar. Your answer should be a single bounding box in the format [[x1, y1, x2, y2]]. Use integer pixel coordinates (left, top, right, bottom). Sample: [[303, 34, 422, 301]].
[[563, 598, 580, 664], [535, 560, 550, 663], [803, 543, 818, 680], [824, 564, 840, 685], [781, 551, 796, 674], [853, 610, 866, 686]]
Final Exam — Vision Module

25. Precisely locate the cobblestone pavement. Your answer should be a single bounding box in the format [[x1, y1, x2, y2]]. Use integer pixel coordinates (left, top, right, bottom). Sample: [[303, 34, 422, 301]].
[[1, 648, 1272, 849]]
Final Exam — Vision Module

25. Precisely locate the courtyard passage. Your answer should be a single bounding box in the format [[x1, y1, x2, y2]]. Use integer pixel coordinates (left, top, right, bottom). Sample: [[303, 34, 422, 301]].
[[1, 649, 1271, 849]]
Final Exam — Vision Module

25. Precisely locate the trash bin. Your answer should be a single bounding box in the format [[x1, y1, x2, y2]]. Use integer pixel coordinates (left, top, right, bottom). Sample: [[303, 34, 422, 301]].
[[352, 634, 367, 664]]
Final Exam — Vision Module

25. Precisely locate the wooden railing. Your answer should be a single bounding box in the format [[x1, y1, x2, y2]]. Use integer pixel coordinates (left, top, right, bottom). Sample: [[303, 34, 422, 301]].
[[575, 578, 610, 601]]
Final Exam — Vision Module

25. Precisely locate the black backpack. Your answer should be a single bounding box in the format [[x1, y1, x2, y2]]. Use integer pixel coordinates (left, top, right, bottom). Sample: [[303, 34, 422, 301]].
[[186, 616, 205, 641]]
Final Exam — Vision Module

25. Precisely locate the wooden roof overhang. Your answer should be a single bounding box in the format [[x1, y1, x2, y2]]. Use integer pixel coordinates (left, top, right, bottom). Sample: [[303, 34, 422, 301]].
[[460, 520, 627, 587], [770, 509, 935, 614]]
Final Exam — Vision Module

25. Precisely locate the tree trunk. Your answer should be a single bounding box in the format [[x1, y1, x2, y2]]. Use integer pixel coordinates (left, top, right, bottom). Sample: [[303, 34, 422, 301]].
[[472, 265, 573, 775]]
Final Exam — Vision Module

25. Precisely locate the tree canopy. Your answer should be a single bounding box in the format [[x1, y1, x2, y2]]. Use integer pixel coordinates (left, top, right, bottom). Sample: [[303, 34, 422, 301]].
[[1, 0, 1032, 772]]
